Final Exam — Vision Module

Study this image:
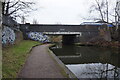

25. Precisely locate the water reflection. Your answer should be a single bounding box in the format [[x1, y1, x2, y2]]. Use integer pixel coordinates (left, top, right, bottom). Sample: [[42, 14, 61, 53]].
[[67, 63, 120, 78], [50, 43, 120, 79]]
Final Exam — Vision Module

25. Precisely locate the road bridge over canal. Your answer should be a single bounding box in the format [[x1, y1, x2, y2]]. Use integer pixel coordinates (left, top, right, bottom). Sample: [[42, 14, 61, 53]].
[[20, 23, 111, 44], [20, 23, 104, 32]]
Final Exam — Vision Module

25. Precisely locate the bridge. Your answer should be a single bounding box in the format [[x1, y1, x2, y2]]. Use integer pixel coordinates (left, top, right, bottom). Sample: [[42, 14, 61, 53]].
[[20, 23, 104, 32], [20, 23, 111, 44]]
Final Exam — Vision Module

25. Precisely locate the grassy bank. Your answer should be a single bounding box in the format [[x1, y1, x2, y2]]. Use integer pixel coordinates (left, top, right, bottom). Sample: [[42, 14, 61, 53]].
[[2, 40, 40, 78]]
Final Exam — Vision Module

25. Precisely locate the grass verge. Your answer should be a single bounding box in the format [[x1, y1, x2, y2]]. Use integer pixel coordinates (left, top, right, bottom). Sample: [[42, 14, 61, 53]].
[[2, 40, 40, 78]]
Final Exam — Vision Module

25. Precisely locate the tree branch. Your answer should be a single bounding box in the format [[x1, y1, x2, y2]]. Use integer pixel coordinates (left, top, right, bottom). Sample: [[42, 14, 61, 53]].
[[8, 1, 19, 9], [95, 0, 104, 21]]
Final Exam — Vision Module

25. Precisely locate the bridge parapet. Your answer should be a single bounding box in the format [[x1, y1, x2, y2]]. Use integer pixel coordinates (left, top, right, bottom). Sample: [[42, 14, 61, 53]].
[[20, 24, 107, 32]]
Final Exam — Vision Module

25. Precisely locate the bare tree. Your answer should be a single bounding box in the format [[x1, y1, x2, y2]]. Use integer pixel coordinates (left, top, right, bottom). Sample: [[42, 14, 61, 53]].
[[33, 19, 39, 24], [21, 15, 26, 24], [88, 0, 120, 41], [2, 0, 36, 20], [89, 0, 110, 23], [115, 0, 120, 30], [111, 0, 120, 42]]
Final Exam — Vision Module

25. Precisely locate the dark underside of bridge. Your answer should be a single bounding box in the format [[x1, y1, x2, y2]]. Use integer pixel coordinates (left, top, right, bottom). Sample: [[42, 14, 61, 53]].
[[62, 35, 76, 45]]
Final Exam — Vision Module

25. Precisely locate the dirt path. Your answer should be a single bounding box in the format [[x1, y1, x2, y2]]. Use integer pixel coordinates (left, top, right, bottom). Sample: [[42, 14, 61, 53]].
[[18, 44, 66, 78]]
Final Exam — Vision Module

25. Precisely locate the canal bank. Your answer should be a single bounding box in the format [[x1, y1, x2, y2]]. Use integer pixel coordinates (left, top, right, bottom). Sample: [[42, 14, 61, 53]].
[[75, 41, 120, 48], [18, 44, 77, 78], [47, 45, 77, 78]]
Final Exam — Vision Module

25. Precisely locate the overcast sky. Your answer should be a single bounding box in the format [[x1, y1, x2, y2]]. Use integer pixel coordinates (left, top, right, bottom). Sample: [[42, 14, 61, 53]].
[[22, 0, 116, 24]]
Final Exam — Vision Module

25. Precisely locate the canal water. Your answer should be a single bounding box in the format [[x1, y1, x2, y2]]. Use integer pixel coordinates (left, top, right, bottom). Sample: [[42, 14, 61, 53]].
[[50, 43, 120, 79]]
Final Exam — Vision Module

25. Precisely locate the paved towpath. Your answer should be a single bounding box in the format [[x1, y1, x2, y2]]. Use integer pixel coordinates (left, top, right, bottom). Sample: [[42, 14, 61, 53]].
[[18, 44, 66, 78]]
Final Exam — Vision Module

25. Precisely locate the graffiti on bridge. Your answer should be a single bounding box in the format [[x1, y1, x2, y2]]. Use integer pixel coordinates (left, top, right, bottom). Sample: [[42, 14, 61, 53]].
[[28, 32, 49, 43]]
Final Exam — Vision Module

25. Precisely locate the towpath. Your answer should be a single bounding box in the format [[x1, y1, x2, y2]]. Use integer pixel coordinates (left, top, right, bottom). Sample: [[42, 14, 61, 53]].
[[18, 44, 66, 78]]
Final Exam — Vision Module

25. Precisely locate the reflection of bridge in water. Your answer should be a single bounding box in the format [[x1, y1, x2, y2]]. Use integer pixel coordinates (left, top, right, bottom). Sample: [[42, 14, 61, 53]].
[[51, 44, 120, 68], [20, 23, 111, 44]]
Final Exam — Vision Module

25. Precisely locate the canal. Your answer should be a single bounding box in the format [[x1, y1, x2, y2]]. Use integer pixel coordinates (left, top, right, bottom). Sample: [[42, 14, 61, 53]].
[[50, 43, 120, 79]]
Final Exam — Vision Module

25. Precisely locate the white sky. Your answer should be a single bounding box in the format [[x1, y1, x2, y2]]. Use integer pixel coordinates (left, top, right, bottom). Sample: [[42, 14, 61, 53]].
[[22, 0, 116, 24]]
